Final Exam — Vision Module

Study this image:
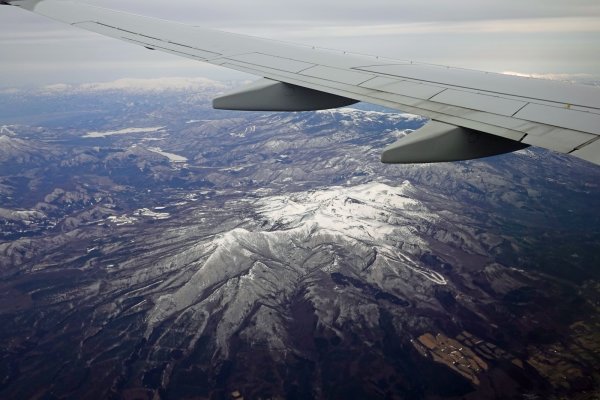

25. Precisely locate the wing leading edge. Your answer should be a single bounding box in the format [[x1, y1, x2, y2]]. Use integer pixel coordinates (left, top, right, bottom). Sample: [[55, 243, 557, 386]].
[[4, 0, 600, 165]]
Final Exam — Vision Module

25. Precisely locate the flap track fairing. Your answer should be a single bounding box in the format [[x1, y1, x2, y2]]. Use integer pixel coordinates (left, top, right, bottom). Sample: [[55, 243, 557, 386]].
[[382, 121, 529, 164], [213, 78, 358, 112]]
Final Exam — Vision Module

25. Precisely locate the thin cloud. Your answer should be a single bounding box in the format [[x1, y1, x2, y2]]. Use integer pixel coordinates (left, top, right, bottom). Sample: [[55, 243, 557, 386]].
[[90, 0, 600, 25], [234, 17, 600, 39]]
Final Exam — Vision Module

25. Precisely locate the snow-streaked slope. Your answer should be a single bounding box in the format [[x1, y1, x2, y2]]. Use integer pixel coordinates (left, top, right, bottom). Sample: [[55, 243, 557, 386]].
[[145, 182, 447, 360]]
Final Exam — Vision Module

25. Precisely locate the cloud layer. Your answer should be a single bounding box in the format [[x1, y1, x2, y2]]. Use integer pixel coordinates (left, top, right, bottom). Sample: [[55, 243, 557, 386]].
[[0, 0, 599, 87]]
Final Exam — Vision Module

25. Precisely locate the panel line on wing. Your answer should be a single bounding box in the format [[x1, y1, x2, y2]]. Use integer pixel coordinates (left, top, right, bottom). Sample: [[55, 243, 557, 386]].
[[511, 103, 529, 117], [224, 53, 316, 74], [570, 137, 600, 164], [300, 66, 376, 86], [120, 37, 209, 60], [360, 77, 447, 101], [94, 22, 162, 42], [430, 90, 528, 116], [352, 64, 600, 110], [568, 135, 600, 153], [74, 21, 222, 59], [514, 104, 600, 136]]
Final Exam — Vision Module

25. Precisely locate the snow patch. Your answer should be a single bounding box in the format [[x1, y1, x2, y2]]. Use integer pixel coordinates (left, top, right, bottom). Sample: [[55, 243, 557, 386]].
[[134, 208, 171, 220], [107, 215, 137, 226], [230, 125, 256, 138], [0, 208, 47, 222], [0, 126, 16, 136], [83, 126, 164, 138], [146, 147, 188, 163]]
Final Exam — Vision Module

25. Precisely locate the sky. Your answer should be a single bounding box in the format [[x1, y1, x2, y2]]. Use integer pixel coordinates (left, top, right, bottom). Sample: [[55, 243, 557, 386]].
[[1, 0, 600, 88]]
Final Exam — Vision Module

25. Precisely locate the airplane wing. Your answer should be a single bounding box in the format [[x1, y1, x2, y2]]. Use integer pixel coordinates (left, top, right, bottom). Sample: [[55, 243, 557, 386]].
[[4, 0, 600, 165]]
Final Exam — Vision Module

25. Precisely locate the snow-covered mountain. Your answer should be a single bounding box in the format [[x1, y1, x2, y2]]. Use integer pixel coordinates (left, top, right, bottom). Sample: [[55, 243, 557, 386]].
[[145, 182, 448, 359]]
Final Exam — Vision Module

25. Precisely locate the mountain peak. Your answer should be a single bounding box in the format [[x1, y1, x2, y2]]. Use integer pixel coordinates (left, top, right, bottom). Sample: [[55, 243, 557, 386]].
[[257, 181, 433, 242]]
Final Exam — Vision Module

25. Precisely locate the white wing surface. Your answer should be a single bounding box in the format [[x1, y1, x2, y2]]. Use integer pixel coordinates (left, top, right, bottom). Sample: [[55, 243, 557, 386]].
[[4, 0, 600, 165]]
